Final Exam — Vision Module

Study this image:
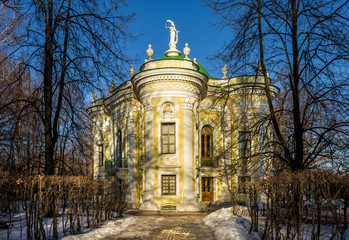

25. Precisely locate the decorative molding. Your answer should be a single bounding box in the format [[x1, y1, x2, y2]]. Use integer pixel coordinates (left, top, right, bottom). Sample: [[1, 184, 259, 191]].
[[133, 69, 207, 88], [234, 110, 255, 125], [221, 116, 231, 132], [156, 164, 181, 169], [157, 97, 179, 119], [183, 97, 195, 110], [154, 61, 182, 68], [193, 101, 199, 119], [199, 119, 219, 131], [143, 98, 154, 111], [201, 99, 222, 111], [141, 81, 200, 95], [200, 167, 220, 172], [227, 87, 278, 97], [104, 87, 134, 110], [111, 105, 137, 119]]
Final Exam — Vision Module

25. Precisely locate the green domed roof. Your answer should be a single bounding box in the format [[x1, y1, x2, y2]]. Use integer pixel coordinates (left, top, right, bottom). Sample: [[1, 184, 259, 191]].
[[196, 62, 211, 78], [152, 55, 211, 78]]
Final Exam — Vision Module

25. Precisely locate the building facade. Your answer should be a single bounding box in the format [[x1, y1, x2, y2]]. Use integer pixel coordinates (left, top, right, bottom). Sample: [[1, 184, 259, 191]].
[[87, 22, 278, 211]]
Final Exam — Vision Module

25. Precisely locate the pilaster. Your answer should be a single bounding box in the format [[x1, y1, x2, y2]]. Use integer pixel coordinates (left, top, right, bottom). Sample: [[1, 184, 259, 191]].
[[126, 113, 136, 205], [140, 97, 159, 210], [182, 97, 196, 203]]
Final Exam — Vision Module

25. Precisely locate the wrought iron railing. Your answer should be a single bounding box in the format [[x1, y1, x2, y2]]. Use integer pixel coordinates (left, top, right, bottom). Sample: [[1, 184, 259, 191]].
[[116, 157, 128, 168], [104, 160, 116, 171], [201, 158, 218, 168], [123, 158, 128, 168]]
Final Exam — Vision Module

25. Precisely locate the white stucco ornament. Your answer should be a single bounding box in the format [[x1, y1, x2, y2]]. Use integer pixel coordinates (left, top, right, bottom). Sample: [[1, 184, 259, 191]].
[[165, 20, 181, 57], [157, 97, 179, 119], [166, 20, 179, 47]]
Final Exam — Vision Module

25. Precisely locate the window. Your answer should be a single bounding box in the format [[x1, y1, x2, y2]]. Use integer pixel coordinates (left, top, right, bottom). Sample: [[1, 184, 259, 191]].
[[238, 176, 251, 194], [201, 126, 213, 158], [201, 125, 214, 167], [116, 130, 128, 168], [239, 131, 251, 173], [161, 175, 176, 195], [117, 130, 122, 161], [161, 123, 175, 154], [98, 145, 103, 167]]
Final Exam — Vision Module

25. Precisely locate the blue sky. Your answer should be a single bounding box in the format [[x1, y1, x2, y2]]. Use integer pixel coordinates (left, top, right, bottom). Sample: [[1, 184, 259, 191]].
[[123, 0, 229, 78]]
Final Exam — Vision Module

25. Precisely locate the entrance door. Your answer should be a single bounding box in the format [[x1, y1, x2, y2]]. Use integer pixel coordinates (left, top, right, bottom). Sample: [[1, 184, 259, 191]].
[[202, 177, 214, 202]]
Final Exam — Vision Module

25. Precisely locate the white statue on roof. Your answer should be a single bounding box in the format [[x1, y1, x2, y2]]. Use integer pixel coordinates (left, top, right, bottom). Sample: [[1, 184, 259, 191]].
[[166, 20, 179, 48]]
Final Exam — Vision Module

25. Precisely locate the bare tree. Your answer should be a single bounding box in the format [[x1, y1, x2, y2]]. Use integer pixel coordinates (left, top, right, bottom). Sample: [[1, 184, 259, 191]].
[[0, 2, 20, 48], [206, 0, 349, 172], [1, 0, 135, 175]]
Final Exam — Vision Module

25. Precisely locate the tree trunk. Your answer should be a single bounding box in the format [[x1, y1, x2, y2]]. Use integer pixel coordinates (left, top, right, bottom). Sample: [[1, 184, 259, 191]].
[[43, 0, 55, 176], [291, 0, 304, 171]]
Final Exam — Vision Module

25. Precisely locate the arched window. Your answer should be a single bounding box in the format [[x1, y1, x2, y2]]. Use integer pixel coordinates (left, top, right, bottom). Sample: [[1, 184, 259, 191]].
[[201, 125, 213, 167]]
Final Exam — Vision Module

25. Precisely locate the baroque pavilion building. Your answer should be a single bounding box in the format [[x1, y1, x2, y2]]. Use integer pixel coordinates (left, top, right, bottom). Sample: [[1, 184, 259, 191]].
[[87, 21, 278, 211]]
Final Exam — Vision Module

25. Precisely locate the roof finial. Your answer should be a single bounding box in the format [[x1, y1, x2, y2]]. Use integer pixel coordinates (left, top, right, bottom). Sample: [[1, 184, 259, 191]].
[[183, 43, 190, 59], [222, 64, 228, 79], [109, 79, 116, 93], [146, 44, 153, 60], [129, 65, 135, 77], [92, 90, 97, 101]]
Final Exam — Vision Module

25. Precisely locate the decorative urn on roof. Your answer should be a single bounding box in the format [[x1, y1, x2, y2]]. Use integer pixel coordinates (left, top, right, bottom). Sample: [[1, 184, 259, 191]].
[[222, 64, 228, 79], [109, 79, 116, 92], [146, 44, 153, 60], [129, 65, 135, 77], [92, 90, 97, 101], [183, 43, 190, 59]]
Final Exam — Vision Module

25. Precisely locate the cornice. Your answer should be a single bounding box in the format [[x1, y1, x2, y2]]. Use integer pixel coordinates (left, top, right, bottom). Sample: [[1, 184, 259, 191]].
[[104, 87, 135, 112], [87, 105, 107, 119], [132, 68, 208, 99]]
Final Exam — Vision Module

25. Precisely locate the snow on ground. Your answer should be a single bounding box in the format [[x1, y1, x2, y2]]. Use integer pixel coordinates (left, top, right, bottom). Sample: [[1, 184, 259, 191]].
[[203, 207, 260, 240], [61, 215, 137, 240], [2, 207, 348, 240], [0, 213, 137, 240], [203, 206, 349, 240], [0, 212, 90, 240]]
